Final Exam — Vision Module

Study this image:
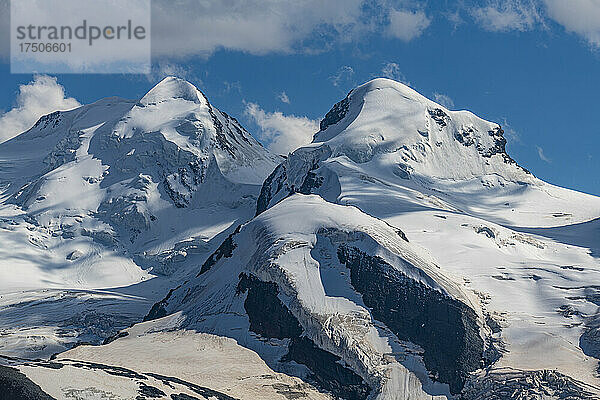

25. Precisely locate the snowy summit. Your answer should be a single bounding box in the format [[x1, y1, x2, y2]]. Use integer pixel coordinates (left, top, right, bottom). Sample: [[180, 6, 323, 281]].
[[0, 77, 599, 400]]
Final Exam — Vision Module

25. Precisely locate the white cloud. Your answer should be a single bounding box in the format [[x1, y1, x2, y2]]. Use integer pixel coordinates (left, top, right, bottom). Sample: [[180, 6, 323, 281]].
[[149, 1, 433, 58], [544, 0, 600, 47], [472, 0, 542, 32], [245, 102, 319, 155], [151, 0, 367, 58], [331, 66, 355, 88], [381, 62, 410, 85], [146, 62, 198, 84], [278, 91, 290, 104], [536, 145, 551, 162], [433, 93, 455, 109], [0, 75, 80, 143], [387, 9, 431, 41], [0, 1, 455, 63]]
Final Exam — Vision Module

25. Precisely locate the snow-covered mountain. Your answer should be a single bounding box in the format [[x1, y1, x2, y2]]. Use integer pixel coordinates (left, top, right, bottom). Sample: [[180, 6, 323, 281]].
[[253, 78, 600, 395], [258, 78, 599, 228], [2, 77, 599, 400], [0, 76, 280, 358]]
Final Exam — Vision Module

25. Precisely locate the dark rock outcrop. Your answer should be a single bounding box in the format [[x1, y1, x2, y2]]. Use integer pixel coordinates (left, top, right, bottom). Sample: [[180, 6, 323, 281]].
[[143, 286, 180, 322], [236, 273, 371, 400], [319, 95, 351, 132], [428, 108, 450, 128], [0, 365, 56, 400], [460, 368, 599, 400], [198, 225, 241, 276], [337, 245, 484, 394], [146, 372, 239, 400], [256, 164, 286, 215]]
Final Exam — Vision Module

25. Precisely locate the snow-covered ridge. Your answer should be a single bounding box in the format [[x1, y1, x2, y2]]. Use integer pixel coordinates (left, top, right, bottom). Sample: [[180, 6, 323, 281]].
[[1, 76, 599, 400], [259, 78, 600, 228], [312, 78, 528, 181], [144, 194, 496, 399], [249, 78, 600, 397], [0, 76, 281, 356]]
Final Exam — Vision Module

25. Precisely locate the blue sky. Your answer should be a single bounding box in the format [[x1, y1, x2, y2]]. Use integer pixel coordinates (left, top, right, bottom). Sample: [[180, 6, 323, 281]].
[[0, 0, 599, 195]]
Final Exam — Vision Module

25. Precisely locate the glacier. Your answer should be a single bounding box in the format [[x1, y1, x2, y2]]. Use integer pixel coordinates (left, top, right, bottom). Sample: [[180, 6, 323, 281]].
[[0, 77, 599, 400]]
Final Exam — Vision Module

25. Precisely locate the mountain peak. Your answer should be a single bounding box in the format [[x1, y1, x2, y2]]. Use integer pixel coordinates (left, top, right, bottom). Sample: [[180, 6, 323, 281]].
[[311, 77, 530, 183], [141, 76, 204, 105], [352, 77, 431, 104]]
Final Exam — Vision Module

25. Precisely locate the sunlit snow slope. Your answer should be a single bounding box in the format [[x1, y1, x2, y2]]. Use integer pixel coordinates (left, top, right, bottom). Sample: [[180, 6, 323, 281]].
[[0, 77, 280, 357], [254, 78, 600, 397], [2, 77, 599, 400], [259, 78, 600, 227]]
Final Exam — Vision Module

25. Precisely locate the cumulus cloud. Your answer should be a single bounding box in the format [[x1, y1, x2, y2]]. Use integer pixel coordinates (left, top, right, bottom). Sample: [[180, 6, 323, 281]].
[[0, 1, 456, 63], [151, 0, 367, 58], [543, 0, 600, 47], [0, 75, 80, 143], [387, 9, 431, 41], [536, 145, 551, 162], [150, 1, 433, 59], [245, 102, 319, 155], [472, 0, 543, 32], [278, 91, 290, 104], [381, 62, 410, 85], [433, 93, 455, 109]]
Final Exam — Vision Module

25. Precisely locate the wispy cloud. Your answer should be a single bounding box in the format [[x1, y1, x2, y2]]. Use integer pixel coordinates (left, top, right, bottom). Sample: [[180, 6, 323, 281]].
[[380, 62, 410, 85], [223, 81, 243, 94], [278, 91, 290, 104], [244, 102, 319, 155], [446, 8, 465, 31], [472, 0, 543, 32], [433, 93, 455, 109], [536, 145, 551, 162], [331, 66, 355, 88], [148, 0, 435, 59], [146, 62, 198, 84], [501, 119, 521, 143], [0, 75, 80, 143]]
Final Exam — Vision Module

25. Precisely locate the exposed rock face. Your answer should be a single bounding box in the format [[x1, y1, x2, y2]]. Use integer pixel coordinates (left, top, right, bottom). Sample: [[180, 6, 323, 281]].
[[143, 286, 180, 322], [256, 164, 286, 215], [256, 146, 337, 215], [33, 111, 62, 131], [460, 368, 600, 400], [337, 245, 484, 394], [319, 95, 351, 132], [198, 225, 241, 276], [428, 108, 450, 128], [454, 126, 476, 147], [144, 195, 492, 399], [237, 273, 371, 400], [0, 365, 55, 400]]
